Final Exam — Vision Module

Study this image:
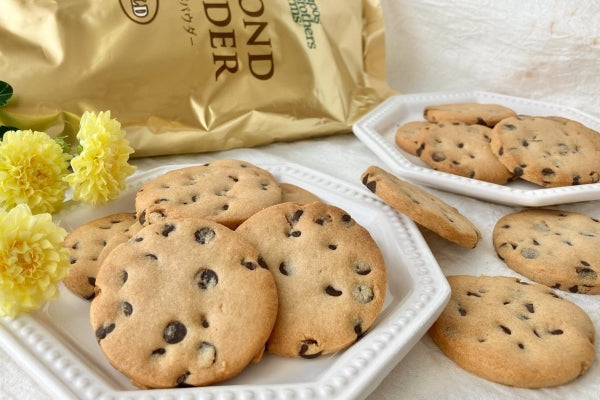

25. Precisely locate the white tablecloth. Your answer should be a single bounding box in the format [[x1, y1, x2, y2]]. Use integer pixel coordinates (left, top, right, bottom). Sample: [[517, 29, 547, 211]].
[[2, 0, 600, 398]]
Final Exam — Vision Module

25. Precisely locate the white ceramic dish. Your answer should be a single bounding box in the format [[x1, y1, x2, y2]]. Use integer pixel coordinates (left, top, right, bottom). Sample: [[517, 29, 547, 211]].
[[352, 91, 600, 207], [0, 162, 450, 400]]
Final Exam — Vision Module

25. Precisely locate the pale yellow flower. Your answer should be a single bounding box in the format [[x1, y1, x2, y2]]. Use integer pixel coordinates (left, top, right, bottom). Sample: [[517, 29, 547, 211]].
[[64, 111, 136, 204], [0, 204, 70, 318], [0, 130, 71, 214]]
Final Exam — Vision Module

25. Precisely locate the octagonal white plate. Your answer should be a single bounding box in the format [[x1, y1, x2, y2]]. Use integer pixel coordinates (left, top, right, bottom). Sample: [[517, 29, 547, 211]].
[[352, 91, 600, 207], [0, 162, 450, 400]]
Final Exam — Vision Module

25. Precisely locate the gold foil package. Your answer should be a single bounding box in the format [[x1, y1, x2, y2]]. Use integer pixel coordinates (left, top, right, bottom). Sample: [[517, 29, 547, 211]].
[[0, 0, 393, 157]]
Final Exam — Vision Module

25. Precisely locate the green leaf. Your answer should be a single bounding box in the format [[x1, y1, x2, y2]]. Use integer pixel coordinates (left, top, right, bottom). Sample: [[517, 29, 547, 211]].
[[0, 81, 13, 107], [54, 135, 73, 154]]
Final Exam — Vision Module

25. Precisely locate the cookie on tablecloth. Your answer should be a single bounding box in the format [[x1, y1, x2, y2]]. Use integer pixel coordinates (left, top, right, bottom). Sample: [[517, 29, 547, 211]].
[[429, 275, 595, 388], [135, 160, 282, 229], [493, 209, 600, 294], [423, 102, 516, 127], [490, 115, 600, 187], [90, 218, 278, 388], [279, 183, 321, 204], [417, 122, 514, 184], [63, 212, 137, 300], [236, 201, 386, 358], [361, 165, 481, 248], [394, 120, 430, 155]]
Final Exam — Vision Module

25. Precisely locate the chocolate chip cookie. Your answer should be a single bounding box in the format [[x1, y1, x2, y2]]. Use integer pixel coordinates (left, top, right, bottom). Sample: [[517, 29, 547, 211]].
[[236, 202, 386, 358], [493, 209, 600, 294], [90, 218, 278, 388], [429, 275, 595, 388]]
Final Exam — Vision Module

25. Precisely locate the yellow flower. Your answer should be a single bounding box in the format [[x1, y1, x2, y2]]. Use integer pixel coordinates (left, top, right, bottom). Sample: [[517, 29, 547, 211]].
[[0, 204, 70, 318], [64, 111, 136, 204], [0, 130, 71, 214]]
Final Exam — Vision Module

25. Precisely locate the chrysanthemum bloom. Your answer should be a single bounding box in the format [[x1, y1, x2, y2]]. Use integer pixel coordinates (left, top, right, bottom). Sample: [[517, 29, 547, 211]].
[[0, 130, 71, 214], [64, 111, 137, 204], [0, 204, 70, 318]]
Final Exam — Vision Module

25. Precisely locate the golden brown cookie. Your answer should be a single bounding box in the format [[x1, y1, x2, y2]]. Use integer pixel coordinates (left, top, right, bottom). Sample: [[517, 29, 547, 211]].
[[394, 120, 430, 155], [423, 102, 516, 127], [236, 202, 386, 358], [63, 212, 137, 300], [493, 209, 600, 294], [135, 159, 282, 229], [361, 165, 481, 248], [490, 115, 600, 187], [90, 218, 278, 388], [417, 122, 514, 184], [279, 183, 321, 204], [429, 275, 595, 388]]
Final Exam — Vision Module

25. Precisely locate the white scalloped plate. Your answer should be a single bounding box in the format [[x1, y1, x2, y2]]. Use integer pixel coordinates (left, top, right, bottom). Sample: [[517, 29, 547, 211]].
[[352, 91, 600, 206], [0, 162, 450, 400]]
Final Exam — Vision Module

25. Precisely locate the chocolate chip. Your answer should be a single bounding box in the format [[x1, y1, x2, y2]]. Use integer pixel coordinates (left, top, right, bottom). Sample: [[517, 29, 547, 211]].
[[502, 123, 517, 131], [353, 262, 372, 275], [298, 339, 322, 359], [354, 321, 364, 339], [289, 230, 301, 237], [569, 285, 579, 293], [518, 343, 525, 350], [352, 284, 374, 304], [122, 302, 133, 316], [195, 269, 218, 289], [257, 256, 268, 269], [520, 248, 538, 259], [279, 262, 290, 276], [162, 224, 175, 237], [467, 291, 481, 297], [220, 204, 229, 211], [513, 166, 524, 177], [198, 341, 217, 365], [576, 267, 597, 280], [291, 209, 304, 223], [88, 276, 96, 286], [228, 175, 239, 182], [195, 227, 216, 244], [138, 211, 147, 225], [176, 371, 191, 387], [500, 325, 512, 335], [541, 168, 555, 176], [549, 329, 564, 335], [70, 258, 77, 265], [201, 317, 209, 328], [328, 244, 337, 250], [96, 323, 115, 341], [416, 143, 425, 157], [498, 146, 504, 156], [341, 214, 352, 223], [525, 303, 535, 313], [458, 306, 467, 316], [164, 321, 187, 344], [151, 348, 166, 356], [325, 285, 342, 296], [242, 260, 257, 270], [146, 253, 158, 261], [120, 270, 128, 285], [431, 152, 446, 162]]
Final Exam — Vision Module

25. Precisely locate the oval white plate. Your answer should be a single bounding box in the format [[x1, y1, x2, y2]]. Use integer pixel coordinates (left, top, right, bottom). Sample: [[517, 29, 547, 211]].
[[352, 91, 600, 207], [0, 162, 449, 400]]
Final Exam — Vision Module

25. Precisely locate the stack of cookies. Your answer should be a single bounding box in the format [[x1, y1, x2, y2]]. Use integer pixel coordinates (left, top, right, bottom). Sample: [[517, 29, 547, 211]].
[[395, 102, 600, 187], [63, 159, 387, 389]]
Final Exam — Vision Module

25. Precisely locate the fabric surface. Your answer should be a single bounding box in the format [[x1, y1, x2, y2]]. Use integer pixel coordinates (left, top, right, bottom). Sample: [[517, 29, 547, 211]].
[[2, 0, 600, 398]]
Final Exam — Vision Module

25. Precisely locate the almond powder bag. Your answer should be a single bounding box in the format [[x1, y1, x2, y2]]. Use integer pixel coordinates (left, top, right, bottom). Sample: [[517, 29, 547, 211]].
[[0, 0, 393, 157]]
